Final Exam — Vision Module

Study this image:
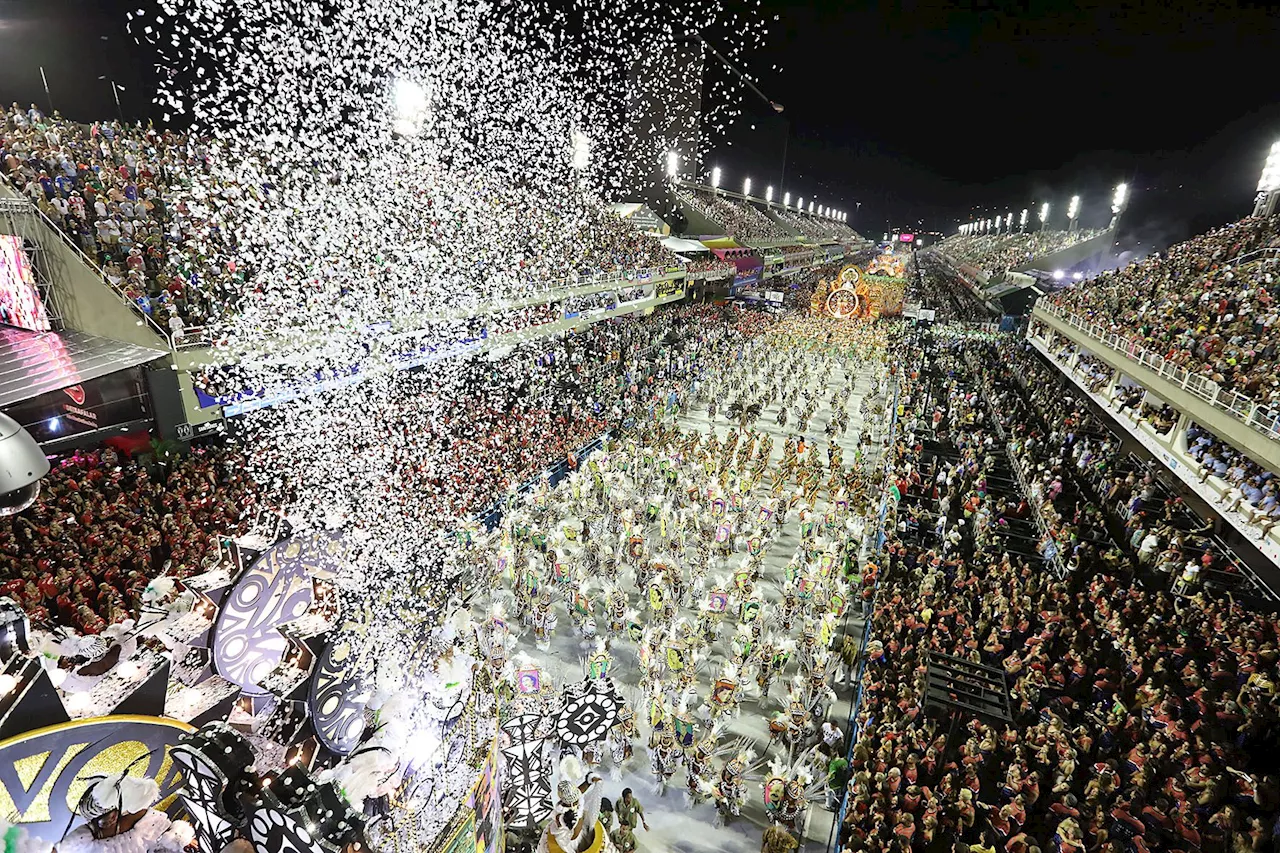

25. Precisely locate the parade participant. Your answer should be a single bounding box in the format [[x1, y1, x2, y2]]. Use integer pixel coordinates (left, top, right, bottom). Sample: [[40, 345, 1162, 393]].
[[614, 788, 649, 833]]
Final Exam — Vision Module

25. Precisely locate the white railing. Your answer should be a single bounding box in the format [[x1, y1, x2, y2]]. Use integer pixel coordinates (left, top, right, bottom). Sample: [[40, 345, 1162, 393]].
[[1034, 301, 1280, 441]]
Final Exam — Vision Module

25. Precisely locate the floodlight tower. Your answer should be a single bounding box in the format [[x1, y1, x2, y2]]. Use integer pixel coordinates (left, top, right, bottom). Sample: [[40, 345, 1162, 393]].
[[1255, 142, 1280, 217], [1019, 208, 1028, 232], [1038, 202, 1050, 232], [765, 186, 774, 206], [1005, 211, 1013, 234], [666, 151, 679, 180], [1110, 183, 1129, 229], [1066, 195, 1080, 232]]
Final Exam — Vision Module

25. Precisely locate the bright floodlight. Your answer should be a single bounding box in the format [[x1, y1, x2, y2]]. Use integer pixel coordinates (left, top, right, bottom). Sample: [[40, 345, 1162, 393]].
[[1067, 195, 1080, 219], [1072, 272, 1083, 280], [808, 201, 815, 213], [743, 177, 752, 196], [1006, 211, 1012, 225], [570, 130, 592, 171], [797, 197, 804, 211], [666, 151, 679, 178], [1020, 208, 1028, 226], [1259, 142, 1280, 192], [711, 166, 722, 189], [1052, 269, 1065, 280], [1112, 182, 1129, 212], [766, 185, 774, 203], [783, 192, 791, 207], [392, 77, 427, 135], [1039, 202, 1050, 223]]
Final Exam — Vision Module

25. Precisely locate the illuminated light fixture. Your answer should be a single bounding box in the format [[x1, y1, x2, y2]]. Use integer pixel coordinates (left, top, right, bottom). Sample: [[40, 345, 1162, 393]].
[[1072, 272, 1084, 280], [783, 191, 791, 207], [1039, 202, 1050, 223], [391, 77, 427, 135], [994, 215, 1002, 229], [766, 185, 774, 203], [1112, 182, 1129, 212], [1006, 211, 1012, 226], [1258, 142, 1280, 192], [1052, 269, 1065, 280], [666, 151, 678, 178], [1020, 208, 1028, 226], [743, 177, 752, 196], [711, 166, 722, 189], [808, 201, 815, 213], [797, 196, 804, 211], [569, 130, 592, 171], [1067, 195, 1080, 219]]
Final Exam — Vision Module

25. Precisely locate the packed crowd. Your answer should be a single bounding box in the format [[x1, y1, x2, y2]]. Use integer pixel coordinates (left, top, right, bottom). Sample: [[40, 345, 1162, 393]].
[[1047, 215, 1280, 405], [0, 445, 257, 633], [0, 105, 682, 337], [1189, 424, 1280, 536], [840, 327, 1280, 853], [675, 188, 792, 242], [773, 209, 863, 243], [684, 255, 739, 278], [915, 253, 997, 322], [936, 230, 1106, 280], [395, 302, 777, 518]]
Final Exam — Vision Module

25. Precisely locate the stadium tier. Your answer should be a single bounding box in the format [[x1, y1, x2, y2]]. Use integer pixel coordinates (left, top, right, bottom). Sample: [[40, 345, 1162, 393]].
[[3, 23, 1280, 853], [934, 228, 1108, 280]]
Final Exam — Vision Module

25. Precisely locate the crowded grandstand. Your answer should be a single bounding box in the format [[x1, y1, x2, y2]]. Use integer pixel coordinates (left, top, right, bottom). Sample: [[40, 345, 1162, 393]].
[[1, 5, 1279, 853]]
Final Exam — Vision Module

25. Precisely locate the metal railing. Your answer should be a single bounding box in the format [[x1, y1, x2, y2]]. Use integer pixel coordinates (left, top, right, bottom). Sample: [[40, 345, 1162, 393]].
[[0, 196, 170, 342], [1034, 301, 1280, 441]]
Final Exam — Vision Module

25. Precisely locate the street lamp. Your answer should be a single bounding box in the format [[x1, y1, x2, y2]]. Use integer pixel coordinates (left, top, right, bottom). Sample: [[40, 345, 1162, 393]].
[[1067, 195, 1080, 232], [1256, 142, 1280, 216]]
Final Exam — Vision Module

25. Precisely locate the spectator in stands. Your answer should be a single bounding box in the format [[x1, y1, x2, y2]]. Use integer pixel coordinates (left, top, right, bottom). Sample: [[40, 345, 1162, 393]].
[[1048, 215, 1280, 405]]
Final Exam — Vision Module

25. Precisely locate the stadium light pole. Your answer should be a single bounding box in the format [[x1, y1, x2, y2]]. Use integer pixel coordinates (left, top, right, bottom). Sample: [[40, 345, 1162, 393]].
[[797, 196, 804, 213], [1067, 195, 1080, 233], [666, 150, 679, 180], [743, 177, 752, 197], [711, 166, 722, 191], [1005, 211, 1012, 234], [680, 31, 788, 193], [1019, 208, 1028, 232], [1038, 202, 1050, 232], [1110, 182, 1130, 229], [765, 186, 774, 205], [1254, 142, 1280, 217], [783, 191, 791, 208]]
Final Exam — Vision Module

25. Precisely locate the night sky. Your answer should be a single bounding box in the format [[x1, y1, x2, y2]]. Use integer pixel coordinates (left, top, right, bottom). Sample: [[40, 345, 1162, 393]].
[[2, 0, 1278, 250]]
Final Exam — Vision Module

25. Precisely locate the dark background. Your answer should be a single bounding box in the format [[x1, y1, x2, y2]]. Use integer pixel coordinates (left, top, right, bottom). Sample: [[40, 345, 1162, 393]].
[[2, 0, 1278, 252]]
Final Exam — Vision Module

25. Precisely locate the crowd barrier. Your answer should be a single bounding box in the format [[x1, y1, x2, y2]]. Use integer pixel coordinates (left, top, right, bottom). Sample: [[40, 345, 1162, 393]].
[[827, 374, 902, 853]]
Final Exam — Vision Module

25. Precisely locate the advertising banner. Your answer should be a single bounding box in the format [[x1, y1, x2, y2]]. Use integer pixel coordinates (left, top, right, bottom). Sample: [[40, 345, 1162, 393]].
[[6, 366, 150, 442]]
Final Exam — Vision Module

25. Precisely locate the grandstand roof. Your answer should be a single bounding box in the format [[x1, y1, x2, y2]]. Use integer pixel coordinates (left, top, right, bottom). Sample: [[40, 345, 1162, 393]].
[[0, 327, 168, 407]]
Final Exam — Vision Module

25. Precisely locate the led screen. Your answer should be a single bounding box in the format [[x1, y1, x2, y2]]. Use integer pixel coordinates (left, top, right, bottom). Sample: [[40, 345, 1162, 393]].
[[0, 235, 51, 331]]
